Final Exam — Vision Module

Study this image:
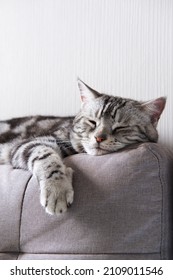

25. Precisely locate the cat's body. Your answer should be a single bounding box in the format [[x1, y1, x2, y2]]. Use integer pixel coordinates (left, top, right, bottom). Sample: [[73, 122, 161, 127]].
[[0, 79, 166, 215]]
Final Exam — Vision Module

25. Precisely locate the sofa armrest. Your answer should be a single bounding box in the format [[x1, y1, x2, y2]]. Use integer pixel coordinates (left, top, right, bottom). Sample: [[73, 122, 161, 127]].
[[0, 143, 173, 260]]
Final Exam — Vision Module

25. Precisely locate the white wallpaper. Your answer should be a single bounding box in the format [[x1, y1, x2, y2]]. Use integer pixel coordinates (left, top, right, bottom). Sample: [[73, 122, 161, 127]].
[[0, 0, 172, 149]]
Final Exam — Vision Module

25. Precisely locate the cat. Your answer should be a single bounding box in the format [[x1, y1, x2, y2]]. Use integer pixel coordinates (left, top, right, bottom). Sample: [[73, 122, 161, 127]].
[[0, 79, 166, 215]]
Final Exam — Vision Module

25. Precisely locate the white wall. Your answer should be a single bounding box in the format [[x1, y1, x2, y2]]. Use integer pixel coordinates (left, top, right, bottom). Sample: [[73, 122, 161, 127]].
[[0, 0, 172, 149]]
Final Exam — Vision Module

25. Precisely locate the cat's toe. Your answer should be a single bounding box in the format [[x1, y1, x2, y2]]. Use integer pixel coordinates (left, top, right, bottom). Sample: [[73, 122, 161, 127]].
[[66, 188, 74, 206], [45, 195, 56, 215], [55, 200, 67, 215], [40, 188, 49, 208]]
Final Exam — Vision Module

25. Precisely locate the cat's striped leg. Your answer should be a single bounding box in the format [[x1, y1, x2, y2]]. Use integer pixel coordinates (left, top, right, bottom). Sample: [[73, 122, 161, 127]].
[[9, 138, 74, 215]]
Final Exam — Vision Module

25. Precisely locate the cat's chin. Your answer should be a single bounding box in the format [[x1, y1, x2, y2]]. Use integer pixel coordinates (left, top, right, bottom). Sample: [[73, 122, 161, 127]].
[[86, 147, 111, 156]]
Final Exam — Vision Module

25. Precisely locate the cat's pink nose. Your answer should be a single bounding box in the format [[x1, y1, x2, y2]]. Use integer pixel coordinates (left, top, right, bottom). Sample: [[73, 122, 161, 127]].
[[95, 134, 107, 143]]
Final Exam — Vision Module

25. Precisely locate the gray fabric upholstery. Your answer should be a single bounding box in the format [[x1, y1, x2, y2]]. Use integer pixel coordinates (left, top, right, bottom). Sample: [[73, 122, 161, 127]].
[[0, 143, 173, 260]]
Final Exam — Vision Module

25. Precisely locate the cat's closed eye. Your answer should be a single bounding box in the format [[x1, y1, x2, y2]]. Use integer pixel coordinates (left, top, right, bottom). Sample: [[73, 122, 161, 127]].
[[113, 126, 126, 132]]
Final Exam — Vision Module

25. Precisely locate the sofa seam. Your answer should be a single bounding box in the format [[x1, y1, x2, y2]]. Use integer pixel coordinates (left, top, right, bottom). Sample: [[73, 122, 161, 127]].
[[17, 174, 33, 260], [16, 252, 161, 260], [16, 251, 160, 255], [146, 144, 164, 260]]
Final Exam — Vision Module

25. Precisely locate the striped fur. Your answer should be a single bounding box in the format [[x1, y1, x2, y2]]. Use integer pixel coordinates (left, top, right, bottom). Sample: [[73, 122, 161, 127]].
[[0, 79, 166, 215]]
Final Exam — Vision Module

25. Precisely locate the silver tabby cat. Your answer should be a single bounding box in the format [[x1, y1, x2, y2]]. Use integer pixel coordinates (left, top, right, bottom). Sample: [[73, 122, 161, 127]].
[[0, 79, 166, 215]]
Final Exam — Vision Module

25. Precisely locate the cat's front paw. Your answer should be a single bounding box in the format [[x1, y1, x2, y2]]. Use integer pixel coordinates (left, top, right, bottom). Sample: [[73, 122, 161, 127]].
[[40, 167, 74, 215]]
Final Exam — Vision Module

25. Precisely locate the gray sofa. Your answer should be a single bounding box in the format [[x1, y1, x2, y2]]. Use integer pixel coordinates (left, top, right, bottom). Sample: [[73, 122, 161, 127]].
[[0, 143, 173, 260]]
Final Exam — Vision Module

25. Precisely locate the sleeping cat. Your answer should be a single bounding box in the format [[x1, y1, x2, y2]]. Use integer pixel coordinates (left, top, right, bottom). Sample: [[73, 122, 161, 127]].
[[0, 79, 166, 215]]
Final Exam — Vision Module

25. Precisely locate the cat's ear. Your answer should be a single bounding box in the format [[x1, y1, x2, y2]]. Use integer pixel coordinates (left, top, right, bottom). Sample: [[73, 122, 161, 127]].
[[141, 97, 166, 126], [77, 78, 100, 103]]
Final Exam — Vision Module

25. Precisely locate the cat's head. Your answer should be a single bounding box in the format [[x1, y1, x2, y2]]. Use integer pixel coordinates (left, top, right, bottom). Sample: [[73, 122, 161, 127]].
[[70, 79, 166, 155]]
